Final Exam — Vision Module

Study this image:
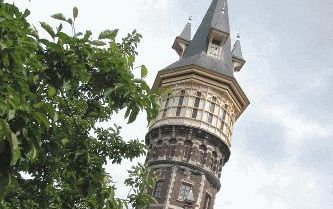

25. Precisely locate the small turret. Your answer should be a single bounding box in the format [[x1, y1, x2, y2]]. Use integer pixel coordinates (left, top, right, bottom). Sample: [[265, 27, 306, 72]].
[[172, 22, 191, 58], [232, 35, 246, 72]]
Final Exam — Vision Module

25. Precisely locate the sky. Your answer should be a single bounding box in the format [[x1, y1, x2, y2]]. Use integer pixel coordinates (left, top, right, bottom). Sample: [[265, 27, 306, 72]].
[[10, 0, 333, 208]]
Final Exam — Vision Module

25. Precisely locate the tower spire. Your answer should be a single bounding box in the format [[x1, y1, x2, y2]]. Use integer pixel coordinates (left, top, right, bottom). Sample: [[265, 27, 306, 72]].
[[146, 1, 249, 208], [166, 0, 235, 77]]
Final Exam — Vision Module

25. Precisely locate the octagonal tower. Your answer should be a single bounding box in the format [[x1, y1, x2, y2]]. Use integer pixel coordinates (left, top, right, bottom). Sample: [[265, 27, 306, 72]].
[[145, 0, 249, 208]]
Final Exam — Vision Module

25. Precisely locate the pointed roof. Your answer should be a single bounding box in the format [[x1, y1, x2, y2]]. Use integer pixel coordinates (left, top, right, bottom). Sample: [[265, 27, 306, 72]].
[[165, 0, 234, 77], [178, 22, 191, 41], [232, 39, 245, 61]]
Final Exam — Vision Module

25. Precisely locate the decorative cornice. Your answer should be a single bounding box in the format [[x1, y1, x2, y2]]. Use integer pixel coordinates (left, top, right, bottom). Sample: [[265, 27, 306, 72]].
[[146, 125, 231, 164]]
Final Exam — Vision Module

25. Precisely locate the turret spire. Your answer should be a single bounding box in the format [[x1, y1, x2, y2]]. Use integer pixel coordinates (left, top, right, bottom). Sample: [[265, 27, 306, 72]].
[[172, 22, 191, 57], [232, 35, 246, 72]]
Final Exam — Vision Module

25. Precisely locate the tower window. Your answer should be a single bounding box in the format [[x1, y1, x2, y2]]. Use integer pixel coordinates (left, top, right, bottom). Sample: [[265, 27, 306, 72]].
[[221, 104, 228, 131], [176, 90, 186, 117], [192, 92, 202, 119], [162, 93, 171, 118], [203, 193, 211, 209], [207, 97, 217, 124], [153, 180, 164, 198], [178, 183, 192, 201]]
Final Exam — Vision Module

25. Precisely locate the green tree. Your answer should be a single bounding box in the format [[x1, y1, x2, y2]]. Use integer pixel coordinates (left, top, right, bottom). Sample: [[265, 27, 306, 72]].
[[0, 1, 158, 208]]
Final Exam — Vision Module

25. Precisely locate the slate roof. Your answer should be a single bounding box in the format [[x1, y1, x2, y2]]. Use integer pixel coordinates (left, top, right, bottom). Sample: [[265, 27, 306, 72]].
[[165, 0, 234, 77]]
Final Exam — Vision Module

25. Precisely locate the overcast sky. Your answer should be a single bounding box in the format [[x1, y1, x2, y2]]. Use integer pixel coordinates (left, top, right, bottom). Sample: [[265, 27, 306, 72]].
[[11, 0, 333, 208]]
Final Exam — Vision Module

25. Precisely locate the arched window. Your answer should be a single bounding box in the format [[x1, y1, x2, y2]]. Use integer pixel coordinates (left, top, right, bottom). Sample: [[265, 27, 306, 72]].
[[176, 90, 186, 117], [207, 96, 217, 124], [183, 140, 193, 161], [192, 91, 202, 119], [162, 93, 171, 118], [199, 145, 207, 165], [168, 138, 177, 158], [221, 104, 228, 131]]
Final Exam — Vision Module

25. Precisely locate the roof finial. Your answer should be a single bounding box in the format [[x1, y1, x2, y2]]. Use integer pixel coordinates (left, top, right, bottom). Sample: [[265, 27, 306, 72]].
[[237, 33, 240, 40], [188, 16, 192, 22]]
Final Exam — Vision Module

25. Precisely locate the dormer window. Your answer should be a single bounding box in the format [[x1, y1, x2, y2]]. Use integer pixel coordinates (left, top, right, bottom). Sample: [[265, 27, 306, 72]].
[[208, 39, 222, 59]]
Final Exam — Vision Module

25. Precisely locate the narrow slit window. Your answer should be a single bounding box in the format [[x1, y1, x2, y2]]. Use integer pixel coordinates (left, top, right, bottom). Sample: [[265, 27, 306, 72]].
[[208, 97, 217, 124], [162, 93, 171, 118], [192, 92, 202, 119], [221, 104, 228, 131], [176, 90, 186, 117]]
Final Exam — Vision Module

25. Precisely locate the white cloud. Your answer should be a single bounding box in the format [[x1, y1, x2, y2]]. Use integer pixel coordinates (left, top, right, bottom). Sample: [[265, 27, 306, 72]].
[[217, 147, 323, 209]]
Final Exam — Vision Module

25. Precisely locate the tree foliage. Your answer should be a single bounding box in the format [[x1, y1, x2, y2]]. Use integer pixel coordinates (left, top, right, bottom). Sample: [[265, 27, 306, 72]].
[[0, 1, 158, 208]]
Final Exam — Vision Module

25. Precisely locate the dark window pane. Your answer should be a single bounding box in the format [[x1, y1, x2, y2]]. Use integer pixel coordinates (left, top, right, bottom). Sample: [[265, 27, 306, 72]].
[[162, 109, 168, 118], [178, 184, 192, 201], [192, 109, 198, 119], [176, 107, 182, 116], [153, 181, 164, 198], [194, 92, 201, 108], [208, 113, 213, 124], [176, 90, 185, 117]]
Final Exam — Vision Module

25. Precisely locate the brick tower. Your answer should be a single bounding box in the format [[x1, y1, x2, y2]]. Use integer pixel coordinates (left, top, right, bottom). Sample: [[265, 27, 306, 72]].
[[145, 0, 249, 208]]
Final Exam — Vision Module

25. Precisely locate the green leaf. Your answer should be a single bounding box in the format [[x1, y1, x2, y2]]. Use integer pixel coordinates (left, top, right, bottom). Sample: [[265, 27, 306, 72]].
[[0, 100, 8, 114], [40, 22, 55, 38], [53, 112, 58, 122], [9, 132, 20, 166], [128, 106, 140, 124], [124, 107, 131, 119], [33, 112, 49, 128], [51, 13, 66, 21], [61, 138, 69, 145], [27, 144, 37, 160], [98, 29, 118, 40], [83, 30, 92, 41], [91, 40, 106, 46], [73, 7, 78, 19], [8, 110, 15, 121], [47, 86, 57, 98], [57, 23, 63, 34], [21, 9, 30, 18], [141, 65, 148, 78], [67, 18, 73, 25]]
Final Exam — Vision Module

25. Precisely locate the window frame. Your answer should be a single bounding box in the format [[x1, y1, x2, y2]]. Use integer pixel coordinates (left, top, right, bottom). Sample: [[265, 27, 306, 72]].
[[153, 180, 164, 198], [178, 183, 192, 201]]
